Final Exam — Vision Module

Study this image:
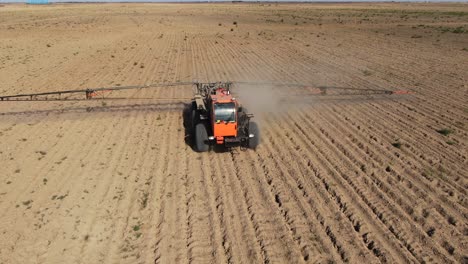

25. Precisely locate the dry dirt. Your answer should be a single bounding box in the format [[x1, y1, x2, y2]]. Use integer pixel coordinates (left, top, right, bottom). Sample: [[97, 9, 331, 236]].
[[0, 3, 467, 263]]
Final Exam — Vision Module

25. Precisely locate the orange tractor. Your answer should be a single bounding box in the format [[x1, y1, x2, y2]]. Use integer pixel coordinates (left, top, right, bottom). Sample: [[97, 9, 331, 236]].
[[189, 82, 259, 152]]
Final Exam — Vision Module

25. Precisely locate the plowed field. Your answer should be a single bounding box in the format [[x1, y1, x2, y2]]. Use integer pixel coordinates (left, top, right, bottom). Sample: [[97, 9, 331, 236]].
[[0, 3, 467, 263]]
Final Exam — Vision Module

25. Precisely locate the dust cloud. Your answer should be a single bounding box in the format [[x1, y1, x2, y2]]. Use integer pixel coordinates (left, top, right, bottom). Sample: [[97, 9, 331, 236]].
[[234, 82, 317, 125]]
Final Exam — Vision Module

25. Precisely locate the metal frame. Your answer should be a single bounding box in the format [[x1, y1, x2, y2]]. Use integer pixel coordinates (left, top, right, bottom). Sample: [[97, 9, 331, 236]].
[[0, 81, 411, 102]]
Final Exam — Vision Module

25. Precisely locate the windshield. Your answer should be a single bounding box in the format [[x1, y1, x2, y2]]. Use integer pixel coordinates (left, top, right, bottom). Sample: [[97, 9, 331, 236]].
[[214, 102, 236, 122]]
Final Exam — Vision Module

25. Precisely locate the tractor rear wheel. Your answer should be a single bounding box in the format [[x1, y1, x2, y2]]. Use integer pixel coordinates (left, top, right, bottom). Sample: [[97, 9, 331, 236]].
[[248, 121, 260, 149], [194, 123, 209, 152]]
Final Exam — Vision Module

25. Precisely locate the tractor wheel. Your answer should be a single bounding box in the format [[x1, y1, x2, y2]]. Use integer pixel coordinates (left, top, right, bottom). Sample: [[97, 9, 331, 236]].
[[190, 109, 198, 133], [248, 121, 260, 149], [194, 123, 209, 152]]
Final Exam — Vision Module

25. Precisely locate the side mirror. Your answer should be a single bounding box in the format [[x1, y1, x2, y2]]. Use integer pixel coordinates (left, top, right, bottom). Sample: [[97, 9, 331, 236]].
[[238, 106, 243, 112]]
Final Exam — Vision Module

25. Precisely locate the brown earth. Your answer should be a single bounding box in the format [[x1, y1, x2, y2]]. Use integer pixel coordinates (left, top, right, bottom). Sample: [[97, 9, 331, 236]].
[[0, 3, 467, 263]]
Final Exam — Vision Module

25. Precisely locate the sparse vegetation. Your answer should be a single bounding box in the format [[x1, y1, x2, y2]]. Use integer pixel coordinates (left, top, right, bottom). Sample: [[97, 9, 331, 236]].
[[140, 192, 149, 209], [439, 26, 467, 34], [22, 200, 33, 206], [360, 164, 366, 172], [52, 193, 68, 201], [426, 227, 435, 237], [422, 209, 430, 218], [436, 128, 453, 136], [362, 70, 372, 76], [391, 142, 402, 148], [442, 241, 455, 255], [447, 216, 457, 226], [451, 26, 466, 34]]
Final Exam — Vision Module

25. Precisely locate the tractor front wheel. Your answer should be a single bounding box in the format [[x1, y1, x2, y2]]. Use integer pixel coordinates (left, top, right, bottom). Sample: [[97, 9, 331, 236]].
[[194, 123, 209, 152], [248, 121, 260, 149], [190, 109, 198, 134]]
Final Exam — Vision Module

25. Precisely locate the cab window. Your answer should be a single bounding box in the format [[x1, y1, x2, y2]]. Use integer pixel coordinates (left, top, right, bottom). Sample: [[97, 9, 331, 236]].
[[214, 103, 235, 122]]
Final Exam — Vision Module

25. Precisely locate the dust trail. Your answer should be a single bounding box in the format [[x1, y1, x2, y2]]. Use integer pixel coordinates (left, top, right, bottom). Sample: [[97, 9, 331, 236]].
[[233, 82, 319, 125], [234, 84, 284, 125], [233, 82, 401, 124]]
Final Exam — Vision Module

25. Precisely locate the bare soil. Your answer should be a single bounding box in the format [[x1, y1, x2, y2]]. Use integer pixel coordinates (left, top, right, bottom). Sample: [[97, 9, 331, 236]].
[[0, 3, 467, 263]]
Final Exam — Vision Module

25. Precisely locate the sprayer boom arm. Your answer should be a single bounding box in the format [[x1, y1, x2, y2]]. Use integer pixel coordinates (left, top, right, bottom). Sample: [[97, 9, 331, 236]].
[[0, 81, 412, 102]]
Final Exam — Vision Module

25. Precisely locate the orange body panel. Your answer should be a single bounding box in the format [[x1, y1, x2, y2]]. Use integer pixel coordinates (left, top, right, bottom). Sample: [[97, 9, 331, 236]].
[[213, 122, 237, 138], [210, 88, 238, 143]]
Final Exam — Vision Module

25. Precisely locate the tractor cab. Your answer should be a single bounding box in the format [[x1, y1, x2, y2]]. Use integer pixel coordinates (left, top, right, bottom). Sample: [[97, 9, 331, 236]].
[[210, 88, 238, 144]]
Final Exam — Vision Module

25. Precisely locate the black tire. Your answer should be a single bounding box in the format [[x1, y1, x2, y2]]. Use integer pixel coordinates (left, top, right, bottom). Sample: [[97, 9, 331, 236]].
[[194, 123, 209, 152], [190, 109, 198, 134], [248, 121, 260, 149]]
